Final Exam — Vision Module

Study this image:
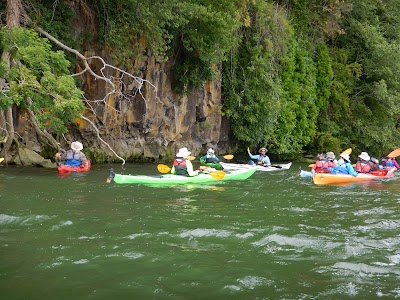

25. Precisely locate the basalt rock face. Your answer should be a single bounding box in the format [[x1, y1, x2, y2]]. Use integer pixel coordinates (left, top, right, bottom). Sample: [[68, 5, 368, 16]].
[[13, 4, 231, 164], [70, 53, 228, 162]]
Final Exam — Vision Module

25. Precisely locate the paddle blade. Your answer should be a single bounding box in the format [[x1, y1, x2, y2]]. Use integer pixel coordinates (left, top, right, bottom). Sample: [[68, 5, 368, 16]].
[[157, 164, 171, 173], [187, 156, 196, 161], [340, 148, 352, 156], [0, 157, 4, 163], [223, 154, 234, 160], [209, 171, 225, 180], [387, 148, 400, 158], [308, 164, 315, 168], [370, 169, 388, 176]]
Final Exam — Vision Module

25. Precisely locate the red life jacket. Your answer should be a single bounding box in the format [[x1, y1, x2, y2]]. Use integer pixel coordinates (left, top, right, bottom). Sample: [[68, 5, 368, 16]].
[[173, 158, 188, 175], [314, 160, 335, 173], [355, 161, 371, 173]]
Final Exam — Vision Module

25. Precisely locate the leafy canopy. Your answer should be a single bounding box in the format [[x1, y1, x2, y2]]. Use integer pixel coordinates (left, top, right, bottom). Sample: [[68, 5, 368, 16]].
[[0, 27, 84, 134]]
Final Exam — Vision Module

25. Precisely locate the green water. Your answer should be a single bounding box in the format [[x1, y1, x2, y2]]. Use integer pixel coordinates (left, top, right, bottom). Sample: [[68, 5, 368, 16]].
[[1, 163, 400, 299]]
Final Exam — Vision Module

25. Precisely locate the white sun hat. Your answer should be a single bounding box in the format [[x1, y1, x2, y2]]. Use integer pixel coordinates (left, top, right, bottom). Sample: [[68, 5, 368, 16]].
[[70, 141, 83, 151], [358, 152, 370, 161], [176, 147, 191, 158], [207, 148, 215, 154], [340, 153, 350, 162]]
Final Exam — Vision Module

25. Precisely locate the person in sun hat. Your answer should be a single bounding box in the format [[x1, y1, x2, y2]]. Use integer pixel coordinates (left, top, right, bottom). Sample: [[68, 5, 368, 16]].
[[200, 148, 220, 164], [171, 147, 199, 176], [247, 147, 271, 167], [355, 151, 371, 173], [312, 151, 336, 173], [368, 157, 383, 171], [332, 153, 358, 176], [55, 141, 88, 167]]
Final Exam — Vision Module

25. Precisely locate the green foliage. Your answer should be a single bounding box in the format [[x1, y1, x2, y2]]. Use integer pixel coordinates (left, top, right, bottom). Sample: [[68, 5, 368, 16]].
[[0, 27, 84, 134], [94, 0, 239, 93]]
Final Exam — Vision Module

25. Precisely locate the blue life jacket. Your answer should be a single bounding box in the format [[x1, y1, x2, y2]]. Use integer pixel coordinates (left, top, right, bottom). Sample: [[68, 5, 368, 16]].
[[65, 151, 83, 167]]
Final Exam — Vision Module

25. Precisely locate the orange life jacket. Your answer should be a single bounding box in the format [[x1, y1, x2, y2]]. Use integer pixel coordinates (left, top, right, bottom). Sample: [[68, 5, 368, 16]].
[[355, 161, 371, 173]]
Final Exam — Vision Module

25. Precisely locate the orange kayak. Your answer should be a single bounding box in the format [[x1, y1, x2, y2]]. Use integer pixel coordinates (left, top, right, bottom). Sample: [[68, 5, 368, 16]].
[[313, 167, 396, 185]]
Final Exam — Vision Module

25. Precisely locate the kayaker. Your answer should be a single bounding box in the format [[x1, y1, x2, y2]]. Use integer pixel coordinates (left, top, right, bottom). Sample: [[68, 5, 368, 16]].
[[247, 147, 271, 166], [369, 157, 383, 171], [332, 153, 358, 176], [171, 147, 199, 176], [355, 152, 371, 173], [382, 156, 399, 169], [200, 148, 220, 164], [55, 141, 88, 167], [312, 152, 336, 173]]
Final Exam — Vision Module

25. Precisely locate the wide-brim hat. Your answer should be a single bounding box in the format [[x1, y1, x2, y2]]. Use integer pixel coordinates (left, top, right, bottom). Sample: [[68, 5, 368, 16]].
[[71, 141, 83, 151], [371, 157, 379, 164], [326, 152, 335, 160], [176, 147, 191, 158], [259, 147, 267, 153], [358, 152, 370, 161], [207, 148, 215, 154], [340, 153, 350, 162]]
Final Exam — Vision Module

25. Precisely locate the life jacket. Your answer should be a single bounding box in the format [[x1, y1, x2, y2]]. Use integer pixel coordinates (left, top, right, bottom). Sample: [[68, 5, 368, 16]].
[[173, 158, 188, 175], [257, 155, 267, 165], [314, 160, 335, 173], [384, 159, 394, 167], [65, 151, 84, 167], [205, 154, 218, 163], [355, 161, 371, 173]]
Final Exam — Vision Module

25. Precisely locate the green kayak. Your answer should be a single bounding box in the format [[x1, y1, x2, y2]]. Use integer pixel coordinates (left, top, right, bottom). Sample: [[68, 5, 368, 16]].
[[199, 157, 222, 169], [113, 167, 257, 185]]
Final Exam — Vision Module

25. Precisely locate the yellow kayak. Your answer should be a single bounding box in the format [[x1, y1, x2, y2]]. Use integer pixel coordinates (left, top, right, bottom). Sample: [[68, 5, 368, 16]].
[[313, 168, 396, 185]]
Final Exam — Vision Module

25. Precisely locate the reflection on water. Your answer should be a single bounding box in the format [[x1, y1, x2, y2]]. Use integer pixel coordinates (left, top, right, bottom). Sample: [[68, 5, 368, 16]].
[[0, 163, 399, 299]]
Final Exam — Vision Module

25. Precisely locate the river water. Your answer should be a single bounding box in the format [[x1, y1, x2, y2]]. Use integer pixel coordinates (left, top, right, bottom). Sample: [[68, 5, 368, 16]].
[[1, 162, 400, 299]]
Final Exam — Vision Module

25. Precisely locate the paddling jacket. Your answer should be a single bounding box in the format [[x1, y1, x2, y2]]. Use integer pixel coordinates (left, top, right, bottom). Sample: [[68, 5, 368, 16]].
[[201, 154, 219, 164], [248, 153, 271, 166], [312, 160, 335, 172], [171, 158, 199, 176], [61, 150, 87, 167], [355, 161, 371, 173], [332, 159, 358, 176]]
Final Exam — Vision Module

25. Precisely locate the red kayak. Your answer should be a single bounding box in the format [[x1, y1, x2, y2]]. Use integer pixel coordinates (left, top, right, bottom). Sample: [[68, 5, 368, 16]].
[[57, 160, 91, 174]]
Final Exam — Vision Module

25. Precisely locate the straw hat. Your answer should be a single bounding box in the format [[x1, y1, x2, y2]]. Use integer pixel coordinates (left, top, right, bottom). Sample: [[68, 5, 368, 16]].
[[358, 152, 370, 161], [71, 141, 83, 151], [176, 147, 191, 158], [259, 147, 267, 153]]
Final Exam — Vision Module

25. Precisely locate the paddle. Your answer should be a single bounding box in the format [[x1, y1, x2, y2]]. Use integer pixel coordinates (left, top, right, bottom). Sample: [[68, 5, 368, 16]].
[[157, 164, 225, 180], [106, 168, 115, 183], [387, 148, 400, 158], [223, 154, 234, 160], [0, 157, 4, 164], [157, 164, 171, 173], [187, 156, 196, 161]]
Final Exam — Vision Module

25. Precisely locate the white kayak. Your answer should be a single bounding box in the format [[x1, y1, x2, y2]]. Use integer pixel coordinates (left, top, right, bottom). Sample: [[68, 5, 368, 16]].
[[220, 162, 292, 172]]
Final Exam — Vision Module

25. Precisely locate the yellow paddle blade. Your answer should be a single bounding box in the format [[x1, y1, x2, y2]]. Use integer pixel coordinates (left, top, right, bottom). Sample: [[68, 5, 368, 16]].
[[340, 148, 352, 156], [0, 157, 4, 163], [187, 156, 196, 161], [223, 154, 234, 160], [387, 147, 400, 158], [209, 171, 225, 180], [157, 164, 171, 173], [308, 164, 315, 168]]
